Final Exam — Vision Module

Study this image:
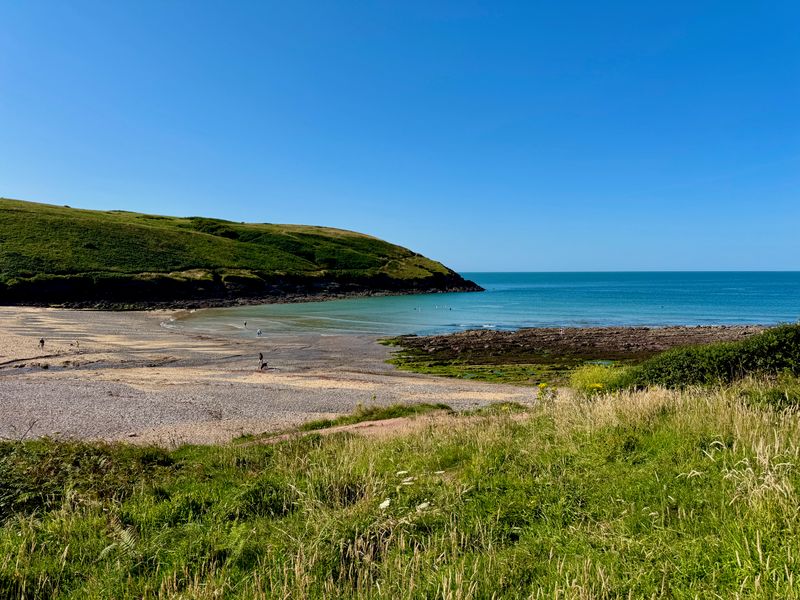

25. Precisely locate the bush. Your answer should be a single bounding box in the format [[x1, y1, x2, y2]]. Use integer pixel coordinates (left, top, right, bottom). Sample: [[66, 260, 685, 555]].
[[623, 324, 800, 389], [569, 364, 629, 395]]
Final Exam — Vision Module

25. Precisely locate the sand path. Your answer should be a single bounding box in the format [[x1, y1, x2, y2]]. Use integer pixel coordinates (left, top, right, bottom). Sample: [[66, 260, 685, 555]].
[[0, 308, 532, 445]]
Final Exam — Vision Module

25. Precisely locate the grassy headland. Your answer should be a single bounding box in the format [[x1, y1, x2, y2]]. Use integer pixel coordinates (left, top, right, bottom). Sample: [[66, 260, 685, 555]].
[[3, 382, 800, 598], [0, 198, 481, 308]]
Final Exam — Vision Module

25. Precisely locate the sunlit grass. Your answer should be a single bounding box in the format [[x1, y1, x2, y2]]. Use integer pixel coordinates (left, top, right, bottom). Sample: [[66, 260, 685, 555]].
[[297, 402, 452, 431], [3, 387, 800, 598]]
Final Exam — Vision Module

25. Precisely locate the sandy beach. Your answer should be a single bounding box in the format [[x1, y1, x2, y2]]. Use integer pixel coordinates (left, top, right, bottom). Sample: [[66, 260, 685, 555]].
[[0, 307, 532, 445]]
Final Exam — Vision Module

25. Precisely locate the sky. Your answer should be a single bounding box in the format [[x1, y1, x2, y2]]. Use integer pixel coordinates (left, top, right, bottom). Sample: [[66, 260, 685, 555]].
[[1, 1, 798, 271]]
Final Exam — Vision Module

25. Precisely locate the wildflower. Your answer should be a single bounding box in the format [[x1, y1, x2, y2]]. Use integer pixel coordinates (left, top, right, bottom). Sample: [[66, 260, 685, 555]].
[[379, 498, 391, 510]]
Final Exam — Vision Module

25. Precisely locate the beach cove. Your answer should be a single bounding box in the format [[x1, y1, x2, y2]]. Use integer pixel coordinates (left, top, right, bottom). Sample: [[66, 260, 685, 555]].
[[0, 303, 768, 446], [0, 307, 533, 445]]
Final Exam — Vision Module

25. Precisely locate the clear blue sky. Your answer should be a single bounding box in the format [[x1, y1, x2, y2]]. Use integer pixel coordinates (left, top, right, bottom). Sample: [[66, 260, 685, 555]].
[[1, 1, 798, 271]]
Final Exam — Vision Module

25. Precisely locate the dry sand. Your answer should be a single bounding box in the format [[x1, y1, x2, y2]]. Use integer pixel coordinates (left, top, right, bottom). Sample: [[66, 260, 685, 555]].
[[0, 307, 533, 446]]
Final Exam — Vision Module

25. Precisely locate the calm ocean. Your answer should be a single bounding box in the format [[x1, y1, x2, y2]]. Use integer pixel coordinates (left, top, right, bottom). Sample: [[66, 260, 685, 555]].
[[174, 272, 800, 337]]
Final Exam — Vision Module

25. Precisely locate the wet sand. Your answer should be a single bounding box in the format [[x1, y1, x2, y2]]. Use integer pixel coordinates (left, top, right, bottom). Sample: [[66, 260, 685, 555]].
[[0, 308, 532, 445]]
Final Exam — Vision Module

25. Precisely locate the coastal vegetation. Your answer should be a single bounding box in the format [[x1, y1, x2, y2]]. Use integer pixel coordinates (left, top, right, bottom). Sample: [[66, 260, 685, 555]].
[[0, 198, 480, 307], [570, 323, 800, 394], [389, 324, 799, 390], [296, 402, 453, 432], [3, 381, 800, 598]]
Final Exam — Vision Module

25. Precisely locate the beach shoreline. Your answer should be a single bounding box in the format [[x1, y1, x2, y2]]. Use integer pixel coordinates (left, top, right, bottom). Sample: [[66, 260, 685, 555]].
[[0, 307, 530, 446], [0, 306, 771, 446]]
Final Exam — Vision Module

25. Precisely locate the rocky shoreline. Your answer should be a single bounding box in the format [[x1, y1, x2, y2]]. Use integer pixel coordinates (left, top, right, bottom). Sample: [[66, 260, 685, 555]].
[[390, 325, 767, 365]]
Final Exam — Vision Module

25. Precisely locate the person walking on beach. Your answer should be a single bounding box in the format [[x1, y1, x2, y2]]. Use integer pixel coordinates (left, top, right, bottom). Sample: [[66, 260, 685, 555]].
[[39, 338, 45, 350], [258, 352, 268, 370]]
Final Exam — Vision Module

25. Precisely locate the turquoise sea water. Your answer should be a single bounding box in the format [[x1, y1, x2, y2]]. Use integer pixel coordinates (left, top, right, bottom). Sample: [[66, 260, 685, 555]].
[[175, 272, 800, 337]]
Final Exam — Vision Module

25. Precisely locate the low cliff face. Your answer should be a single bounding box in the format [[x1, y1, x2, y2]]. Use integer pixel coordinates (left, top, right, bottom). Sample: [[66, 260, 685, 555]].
[[0, 198, 482, 308], [0, 269, 482, 309]]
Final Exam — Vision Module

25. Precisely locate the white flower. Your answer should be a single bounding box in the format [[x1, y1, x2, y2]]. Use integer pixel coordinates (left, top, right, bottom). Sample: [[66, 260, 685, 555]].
[[379, 498, 391, 510]]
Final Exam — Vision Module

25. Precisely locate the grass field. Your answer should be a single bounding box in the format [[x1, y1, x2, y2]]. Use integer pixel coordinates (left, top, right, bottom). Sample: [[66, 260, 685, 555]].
[[386, 349, 579, 386], [0, 198, 474, 305], [2, 382, 800, 598]]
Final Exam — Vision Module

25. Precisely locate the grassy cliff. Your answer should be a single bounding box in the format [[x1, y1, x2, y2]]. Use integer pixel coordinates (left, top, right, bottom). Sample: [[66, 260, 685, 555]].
[[0, 198, 480, 307]]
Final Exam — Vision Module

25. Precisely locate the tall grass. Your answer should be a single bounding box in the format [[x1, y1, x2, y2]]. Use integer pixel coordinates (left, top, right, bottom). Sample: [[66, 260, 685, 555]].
[[2, 388, 800, 598]]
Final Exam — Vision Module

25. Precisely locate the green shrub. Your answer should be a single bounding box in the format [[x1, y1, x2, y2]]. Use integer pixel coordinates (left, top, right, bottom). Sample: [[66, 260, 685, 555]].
[[623, 324, 800, 389], [569, 364, 629, 395]]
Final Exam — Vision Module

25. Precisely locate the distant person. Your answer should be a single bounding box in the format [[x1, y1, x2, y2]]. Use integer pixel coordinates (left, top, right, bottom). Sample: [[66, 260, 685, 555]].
[[39, 338, 45, 350], [244, 321, 247, 329], [256, 329, 262, 336], [258, 352, 268, 370]]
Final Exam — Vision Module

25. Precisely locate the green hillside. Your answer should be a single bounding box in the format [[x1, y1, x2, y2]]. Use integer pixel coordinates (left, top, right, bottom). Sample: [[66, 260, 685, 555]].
[[0, 199, 480, 307]]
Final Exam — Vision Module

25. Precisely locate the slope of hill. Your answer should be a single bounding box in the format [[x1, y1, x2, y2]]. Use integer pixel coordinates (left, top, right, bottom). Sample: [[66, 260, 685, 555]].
[[0, 199, 481, 308]]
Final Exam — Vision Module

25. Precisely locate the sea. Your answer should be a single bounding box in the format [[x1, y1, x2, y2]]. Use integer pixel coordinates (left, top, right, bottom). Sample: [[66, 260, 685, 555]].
[[173, 272, 800, 337]]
